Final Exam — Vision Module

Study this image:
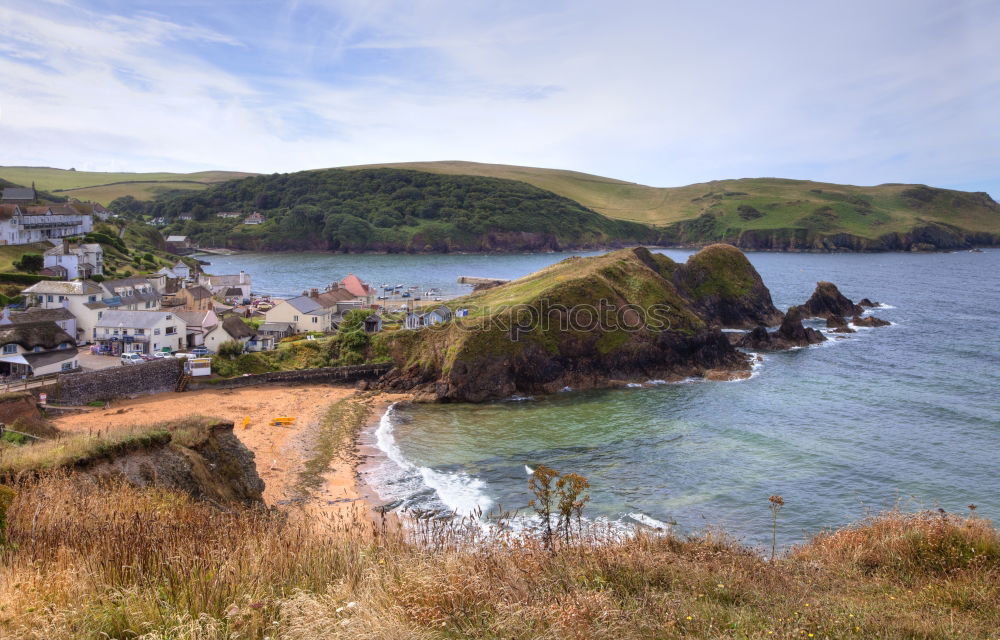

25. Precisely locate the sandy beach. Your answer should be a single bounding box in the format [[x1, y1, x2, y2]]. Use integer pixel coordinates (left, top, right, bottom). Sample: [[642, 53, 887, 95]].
[[51, 385, 408, 520]]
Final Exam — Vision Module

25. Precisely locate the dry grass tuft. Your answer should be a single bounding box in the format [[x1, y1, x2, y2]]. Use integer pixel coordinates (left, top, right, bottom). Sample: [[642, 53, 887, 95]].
[[0, 474, 999, 638]]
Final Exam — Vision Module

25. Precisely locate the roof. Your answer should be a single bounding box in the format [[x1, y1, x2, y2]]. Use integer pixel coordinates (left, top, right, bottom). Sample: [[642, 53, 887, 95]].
[[259, 322, 294, 333], [340, 273, 373, 297], [166, 235, 188, 242], [282, 295, 323, 314], [11, 307, 75, 323], [22, 280, 103, 295], [315, 288, 357, 306], [96, 310, 183, 329], [1, 187, 35, 200], [0, 321, 75, 350], [174, 310, 217, 328], [222, 287, 244, 297], [220, 315, 256, 340], [205, 274, 246, 286], [103, 276, 153, 290], [173, 260, 188, 269], [24, 347, 78, 368], [156, 267, 179, 278], [93, 203, 109, 213], [21, 204, 83, 216], [426, 306, 452, 320], [184, 284, 213, 300]]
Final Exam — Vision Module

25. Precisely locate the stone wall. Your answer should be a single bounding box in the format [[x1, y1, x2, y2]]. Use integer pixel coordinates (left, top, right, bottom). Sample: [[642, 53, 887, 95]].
[[48, 358, 183, 405], [187, 362, 391, 392]]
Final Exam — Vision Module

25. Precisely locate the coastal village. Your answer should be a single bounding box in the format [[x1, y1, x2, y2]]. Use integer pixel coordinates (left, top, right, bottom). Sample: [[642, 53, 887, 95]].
[[0, 185, 458, 384]]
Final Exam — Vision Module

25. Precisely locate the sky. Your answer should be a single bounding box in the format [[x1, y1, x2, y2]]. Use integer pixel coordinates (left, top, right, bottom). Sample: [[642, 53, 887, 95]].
[[1, 0, 998, 196]]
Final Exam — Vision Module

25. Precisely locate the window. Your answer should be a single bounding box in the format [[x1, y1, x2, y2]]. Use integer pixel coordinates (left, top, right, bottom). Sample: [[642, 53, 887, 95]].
[[165, 326, 176, 335], [165, 314, 172, 320], [2, 344, 15, 354], [312, 316, 318, 323], [154, 328, 161, 335], [136, 329, 145, 335], [89, 295, 96, 303], [97, 311, 102, 319], [58, 296, 65, 302], [47, 295, 53, 302], [293, 315, 299, 322]]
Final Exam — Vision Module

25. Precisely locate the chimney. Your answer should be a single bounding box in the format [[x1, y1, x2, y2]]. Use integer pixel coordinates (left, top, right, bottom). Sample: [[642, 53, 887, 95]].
[[63, 238, 70, 253], [310, 288, 319, 299], [302, 290, 309, 297]]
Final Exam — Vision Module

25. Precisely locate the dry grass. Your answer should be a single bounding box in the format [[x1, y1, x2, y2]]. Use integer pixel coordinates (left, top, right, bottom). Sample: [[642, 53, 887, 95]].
[[0, 472, 998, 639]]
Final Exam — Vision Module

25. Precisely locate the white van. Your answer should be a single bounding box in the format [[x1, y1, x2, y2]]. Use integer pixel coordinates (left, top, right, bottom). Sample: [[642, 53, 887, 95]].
[[120, 353, 144, 365]]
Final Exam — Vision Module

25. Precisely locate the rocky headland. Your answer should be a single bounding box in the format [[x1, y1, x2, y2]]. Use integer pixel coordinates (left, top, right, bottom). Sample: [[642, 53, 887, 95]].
[[376, 244, 896, 402]]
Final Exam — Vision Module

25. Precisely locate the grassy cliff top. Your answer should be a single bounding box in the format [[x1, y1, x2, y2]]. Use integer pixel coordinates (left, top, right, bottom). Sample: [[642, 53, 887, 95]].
[[0, 166, 257, 205], [344, 162, 1000, 237]]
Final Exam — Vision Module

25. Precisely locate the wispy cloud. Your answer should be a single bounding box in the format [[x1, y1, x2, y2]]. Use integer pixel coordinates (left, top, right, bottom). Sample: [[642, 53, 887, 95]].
[[0, 0, 997, 197]]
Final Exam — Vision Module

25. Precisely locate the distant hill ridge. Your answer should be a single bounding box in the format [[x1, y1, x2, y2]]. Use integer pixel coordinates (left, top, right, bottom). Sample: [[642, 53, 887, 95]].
[[3, 163, 998, 251], [344, 162, 1000, 251]]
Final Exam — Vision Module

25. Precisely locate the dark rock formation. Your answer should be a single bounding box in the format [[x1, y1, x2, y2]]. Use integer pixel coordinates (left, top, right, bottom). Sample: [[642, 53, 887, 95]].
[[670, 243, 784, 328], [858, 298, 879, 308], [801, 282, 863, 319], [737, 306, 827, 350], [826, 315, 855, 333], [852, 314, 891, 328]]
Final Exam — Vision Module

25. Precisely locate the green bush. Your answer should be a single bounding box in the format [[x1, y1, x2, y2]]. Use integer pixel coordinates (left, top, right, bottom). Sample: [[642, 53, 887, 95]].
[[217, 340, 245, 360], [13, 254, 43, 273]]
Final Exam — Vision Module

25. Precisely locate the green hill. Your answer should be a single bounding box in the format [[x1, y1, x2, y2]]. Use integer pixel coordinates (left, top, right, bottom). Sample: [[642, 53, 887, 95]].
[[345, 162, 1000, 250], [139, 168, 657, 253], [0, 166, 257, 205]]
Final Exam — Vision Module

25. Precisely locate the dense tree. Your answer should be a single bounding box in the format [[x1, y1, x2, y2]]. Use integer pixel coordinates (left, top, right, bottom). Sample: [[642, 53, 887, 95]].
[[128, 168, 657, 252]]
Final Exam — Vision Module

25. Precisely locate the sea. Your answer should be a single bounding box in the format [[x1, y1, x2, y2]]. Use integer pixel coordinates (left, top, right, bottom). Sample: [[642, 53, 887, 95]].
[[204, 248, 1000, 549]]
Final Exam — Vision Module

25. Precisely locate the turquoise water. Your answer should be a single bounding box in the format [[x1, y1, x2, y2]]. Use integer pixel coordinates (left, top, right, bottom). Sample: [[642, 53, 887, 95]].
[[208, 249, 1000, 548]]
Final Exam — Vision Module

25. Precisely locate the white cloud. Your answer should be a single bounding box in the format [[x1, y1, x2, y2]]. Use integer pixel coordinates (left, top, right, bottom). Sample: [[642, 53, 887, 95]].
[[0, 0, 997, 197]]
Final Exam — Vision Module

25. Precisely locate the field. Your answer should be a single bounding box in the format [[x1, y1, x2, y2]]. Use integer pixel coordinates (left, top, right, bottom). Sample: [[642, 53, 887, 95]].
[[0, 166, 256, 204], [0, 242, 54, 271], [344, 162, 1000, 238], [59, 180, 211, 203]]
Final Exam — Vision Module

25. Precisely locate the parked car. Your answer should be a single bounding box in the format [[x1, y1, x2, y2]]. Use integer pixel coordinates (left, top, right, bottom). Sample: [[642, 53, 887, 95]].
[[191, 346, 209, 356], [120, 353, 145, 366], [151, 352, 174, 359]]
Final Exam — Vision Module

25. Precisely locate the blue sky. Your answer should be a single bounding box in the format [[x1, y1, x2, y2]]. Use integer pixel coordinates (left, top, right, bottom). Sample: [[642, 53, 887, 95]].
[[1, 0, 998, 196]]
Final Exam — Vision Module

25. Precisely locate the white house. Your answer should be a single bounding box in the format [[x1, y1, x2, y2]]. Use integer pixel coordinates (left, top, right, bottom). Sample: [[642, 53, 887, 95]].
[[264, 295, 336, 333], [99, 277, 160, 311], [21, 280, 105, 343], [203, 316, 264, 352], [175, 309, 219, 348], [242, 212, 265, 225], [199, 271, 251, 299], [0, 204, 94, 245], [43, 241, 104, 279], [10, 306, 78, 341], [172, 260, 191, 280], [94, 310, 187, 355], [0, 311, 79, 377]]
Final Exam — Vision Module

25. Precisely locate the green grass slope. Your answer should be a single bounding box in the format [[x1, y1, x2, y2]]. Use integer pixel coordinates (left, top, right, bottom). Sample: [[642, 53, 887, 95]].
[[345, 162, 1000, 250], [0, 167, 256, 205]]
